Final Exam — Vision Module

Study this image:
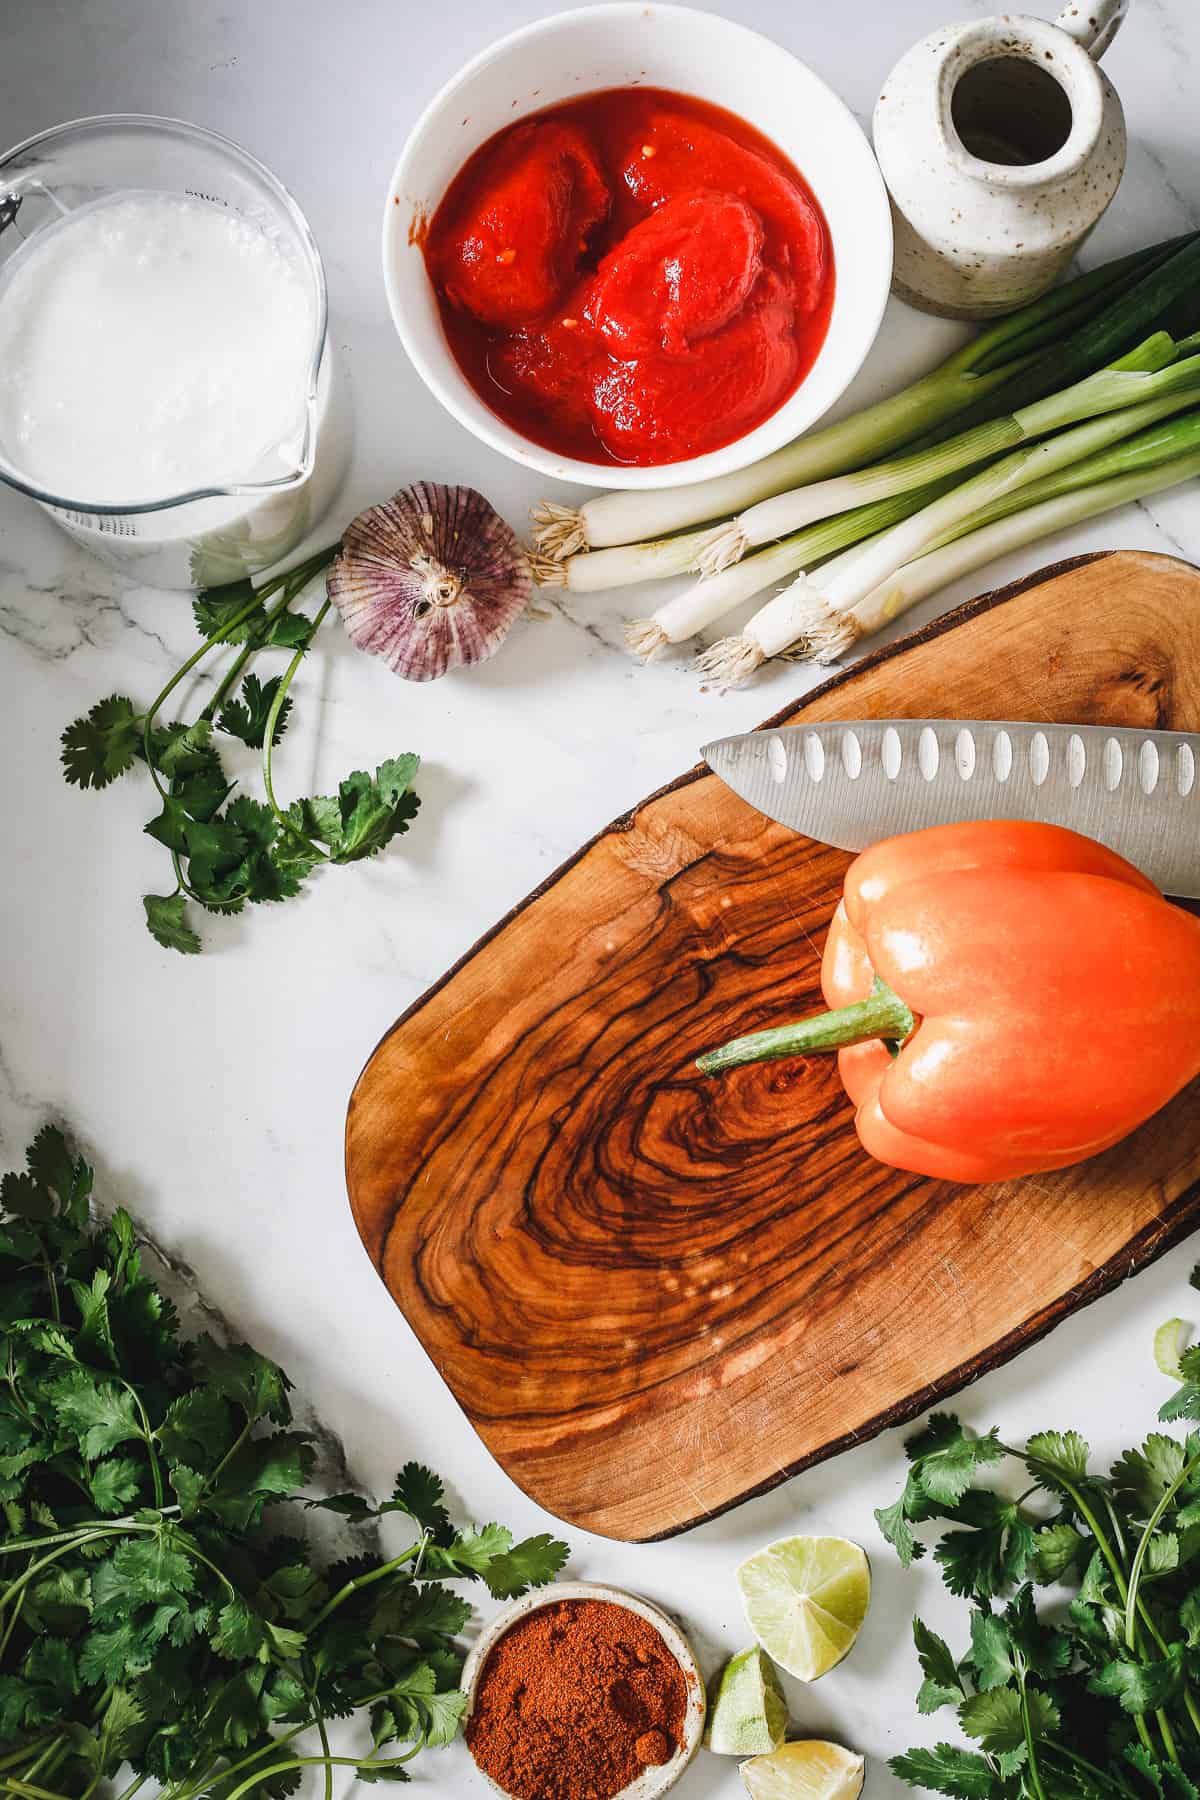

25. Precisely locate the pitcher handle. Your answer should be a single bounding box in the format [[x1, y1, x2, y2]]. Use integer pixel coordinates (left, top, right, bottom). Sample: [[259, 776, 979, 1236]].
[[1055, 0, 1129, 59]]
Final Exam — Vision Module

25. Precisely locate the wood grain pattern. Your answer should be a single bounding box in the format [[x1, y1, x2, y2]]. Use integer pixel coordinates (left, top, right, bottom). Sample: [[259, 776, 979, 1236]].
[[346, 551, 1200, 1542]]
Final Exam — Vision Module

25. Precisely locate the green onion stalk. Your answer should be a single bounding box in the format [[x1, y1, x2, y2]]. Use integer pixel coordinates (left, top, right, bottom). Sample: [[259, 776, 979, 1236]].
[[698, 396, 1200, 685], [529, 233, 1199, 565]]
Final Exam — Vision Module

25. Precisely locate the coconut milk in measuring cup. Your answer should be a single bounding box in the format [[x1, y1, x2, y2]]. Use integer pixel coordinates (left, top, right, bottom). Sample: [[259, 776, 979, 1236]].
[[0, 115, 349, 589]]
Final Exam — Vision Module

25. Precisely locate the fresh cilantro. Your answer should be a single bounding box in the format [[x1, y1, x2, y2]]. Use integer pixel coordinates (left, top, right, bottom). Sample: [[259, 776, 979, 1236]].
[[61, 547, 423, 950], [218, 673, 293, 748], [890, 1745, 999, 1798], [61, 696, 142, 790], [143, 894, 202, 955], [291, 756, 421, 865], [887, 1312, 1200, 1800], [0, 1125, 569, 1795], [914, 1617, 964, 1713]]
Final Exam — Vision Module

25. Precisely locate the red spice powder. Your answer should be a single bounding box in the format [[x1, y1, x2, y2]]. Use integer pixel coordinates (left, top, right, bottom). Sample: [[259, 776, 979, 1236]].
[[465, 1597, 690, 1800]]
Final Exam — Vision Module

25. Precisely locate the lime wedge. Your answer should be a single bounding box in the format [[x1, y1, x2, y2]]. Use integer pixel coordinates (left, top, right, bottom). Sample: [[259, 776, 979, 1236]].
[[741, 1740, 866, 1800], [1155, 1317, 1191, 1379], [736, 1535, 870, 1681], [705, 1646, 788, 1755]]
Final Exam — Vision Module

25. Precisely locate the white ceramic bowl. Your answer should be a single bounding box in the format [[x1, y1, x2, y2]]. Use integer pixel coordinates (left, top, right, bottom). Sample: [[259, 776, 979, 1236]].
[[461, 1580, 706, 1799], [382, 3, 893, 489]]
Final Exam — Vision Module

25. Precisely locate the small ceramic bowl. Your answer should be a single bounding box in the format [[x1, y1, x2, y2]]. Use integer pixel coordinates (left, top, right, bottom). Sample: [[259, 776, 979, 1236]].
[[461, 1579, 707, 1800], [382, 3, 893, 490]]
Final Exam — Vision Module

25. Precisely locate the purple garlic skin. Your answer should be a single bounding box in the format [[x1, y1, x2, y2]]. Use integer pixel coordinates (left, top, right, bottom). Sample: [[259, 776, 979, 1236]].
[[328, 482, 531, 681]]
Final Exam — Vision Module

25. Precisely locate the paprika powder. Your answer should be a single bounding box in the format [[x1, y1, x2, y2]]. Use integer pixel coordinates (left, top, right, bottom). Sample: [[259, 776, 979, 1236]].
[[465, 1596, 690, 1799], [697, 820, 1200, 1184]]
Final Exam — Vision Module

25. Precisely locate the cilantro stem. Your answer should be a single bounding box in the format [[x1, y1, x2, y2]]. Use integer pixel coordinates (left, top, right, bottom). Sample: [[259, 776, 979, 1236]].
[[0, 1744, 54, 1776], [261, 598, 332, 860], [0, 1590, 26, 1662], [220, 1750, 422, 1800], [1124, 1450, 1200, 1649], [0, 1513, 177, 1554], [196, 1416, 252, 1498], [201, 545, 338, 724], [1044, 1745, 1137, 1800], [119, 1375, 164, 1509], [307, 1539, 423, 1630], [1017, 1672, 1049, 1800], [0, 1529, 147, 1620], [166, 1724, 311, 1800], [141, 592, 266, 802], [303, 1677, 334, 1800], [1, 1779, 74, 1800], [1016, 1460, 1168, 1761]]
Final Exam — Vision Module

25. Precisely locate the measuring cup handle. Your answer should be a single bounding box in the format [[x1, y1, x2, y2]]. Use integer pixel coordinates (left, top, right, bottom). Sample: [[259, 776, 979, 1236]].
[[1055, 0, 1129, 59]]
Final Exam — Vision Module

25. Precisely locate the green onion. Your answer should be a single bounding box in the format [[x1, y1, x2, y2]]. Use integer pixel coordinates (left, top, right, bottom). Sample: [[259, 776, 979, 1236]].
[[624, 476, 955, 660], [808, 376, 1200, 620], [694, 331, 1183, 575], [529, 234, 1198, 561], [811, 434, 1200, 664], [528, 526, 711, 593], [700, 404, 1200, 685]]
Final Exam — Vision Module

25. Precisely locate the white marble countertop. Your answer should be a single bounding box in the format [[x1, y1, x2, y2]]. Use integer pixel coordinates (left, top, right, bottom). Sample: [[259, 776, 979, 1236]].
[[2, 1, 1199, 1794]]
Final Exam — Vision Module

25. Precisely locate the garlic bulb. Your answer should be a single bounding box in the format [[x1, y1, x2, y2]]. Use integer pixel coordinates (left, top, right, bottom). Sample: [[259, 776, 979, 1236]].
[[328, 483, 531, 681]]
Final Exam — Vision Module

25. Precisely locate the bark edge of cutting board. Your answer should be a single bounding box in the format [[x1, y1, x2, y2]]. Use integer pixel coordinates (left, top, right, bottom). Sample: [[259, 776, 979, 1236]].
[[346, 549, 1200, 1541]]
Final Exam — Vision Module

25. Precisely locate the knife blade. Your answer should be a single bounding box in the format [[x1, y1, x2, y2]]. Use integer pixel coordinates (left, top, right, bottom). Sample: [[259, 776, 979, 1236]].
[[703, 720, 1200, 897]]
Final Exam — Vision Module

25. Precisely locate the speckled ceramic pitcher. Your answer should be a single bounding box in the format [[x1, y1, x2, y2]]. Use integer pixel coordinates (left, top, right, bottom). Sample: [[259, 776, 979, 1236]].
[[874, 1, 1129, 319]]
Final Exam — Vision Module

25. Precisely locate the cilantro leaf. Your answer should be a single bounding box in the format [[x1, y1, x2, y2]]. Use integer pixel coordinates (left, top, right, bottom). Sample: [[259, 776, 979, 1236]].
[[967, 1610, 1014, 1691], [1112, 1435, 1188, 1515], [478, 1533, 571, 1601], [156, 1386, 235, 1468], [62, 696, 143, 789], [192, 579, 264, 643], [934, 1492, 1035, 1601], [50, 1372, 144, 1460], [188, 1336, 292, 1426], [1030, 1521, 1084, 1583], [385, 1464, 452, 1542], [1023, 1429, 1091, 1492], [890, 1746, 999, 1798], [295, 756, 421, 864], [426, 1522, 512, 1581], [219, 674, 293, 749], [1090, 1647, 1184, 1713], [89, 1456, 144, 1515], [26, 1126, 92, 1224], [913, 1617, 963, 1713], [143, 894, 202, 955], [959, 1685, 1058, 1752]]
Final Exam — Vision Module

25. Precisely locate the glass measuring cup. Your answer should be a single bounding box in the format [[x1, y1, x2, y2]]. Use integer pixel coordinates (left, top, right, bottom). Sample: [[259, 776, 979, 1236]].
[[0, 114, 349, 589]]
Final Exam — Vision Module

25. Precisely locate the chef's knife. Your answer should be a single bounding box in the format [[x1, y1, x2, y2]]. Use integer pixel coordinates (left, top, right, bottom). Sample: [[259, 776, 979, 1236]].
[[703, 720, 1200, 897]]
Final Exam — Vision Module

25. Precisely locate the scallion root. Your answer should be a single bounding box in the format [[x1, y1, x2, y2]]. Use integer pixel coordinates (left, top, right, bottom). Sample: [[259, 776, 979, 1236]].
[[530, 501, 587, 560], [808, 613, 863, 663], [625, 619, 669, 661], [694, 635, 765, 689], [696, 520, 748, 576], [528, 552, 568, 588]]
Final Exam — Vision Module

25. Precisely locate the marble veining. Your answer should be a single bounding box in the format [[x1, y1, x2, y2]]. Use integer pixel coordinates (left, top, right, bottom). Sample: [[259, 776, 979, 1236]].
[[3, 2, 1200, 1794]]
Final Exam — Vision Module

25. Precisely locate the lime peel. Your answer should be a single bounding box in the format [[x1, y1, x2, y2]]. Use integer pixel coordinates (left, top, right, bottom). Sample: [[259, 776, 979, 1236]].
[[1155, 1316, 1191, 1379], [740, 1739, 866, 1800], [705, 1646, 788, 1756]]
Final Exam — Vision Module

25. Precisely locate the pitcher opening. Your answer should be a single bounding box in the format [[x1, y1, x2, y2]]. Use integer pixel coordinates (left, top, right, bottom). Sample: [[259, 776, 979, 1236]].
[[951, 56, 1074, 168]]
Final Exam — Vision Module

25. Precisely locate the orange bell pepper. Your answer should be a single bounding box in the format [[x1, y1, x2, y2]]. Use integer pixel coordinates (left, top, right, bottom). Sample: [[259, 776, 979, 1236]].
[[697, 820, 1200, 1183]]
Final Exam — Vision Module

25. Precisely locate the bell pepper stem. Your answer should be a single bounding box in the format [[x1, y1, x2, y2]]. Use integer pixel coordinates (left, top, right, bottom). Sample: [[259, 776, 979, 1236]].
[[696, 978, 915, 1076]]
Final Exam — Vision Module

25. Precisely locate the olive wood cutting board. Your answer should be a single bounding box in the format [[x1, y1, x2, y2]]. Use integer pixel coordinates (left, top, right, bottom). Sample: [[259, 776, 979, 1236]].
[[346, 549, 1200, 1541]]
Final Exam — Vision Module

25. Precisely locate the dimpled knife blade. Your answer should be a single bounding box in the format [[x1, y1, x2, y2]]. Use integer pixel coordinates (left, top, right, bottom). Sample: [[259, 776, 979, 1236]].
[[702, 720, 1200, 897]]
